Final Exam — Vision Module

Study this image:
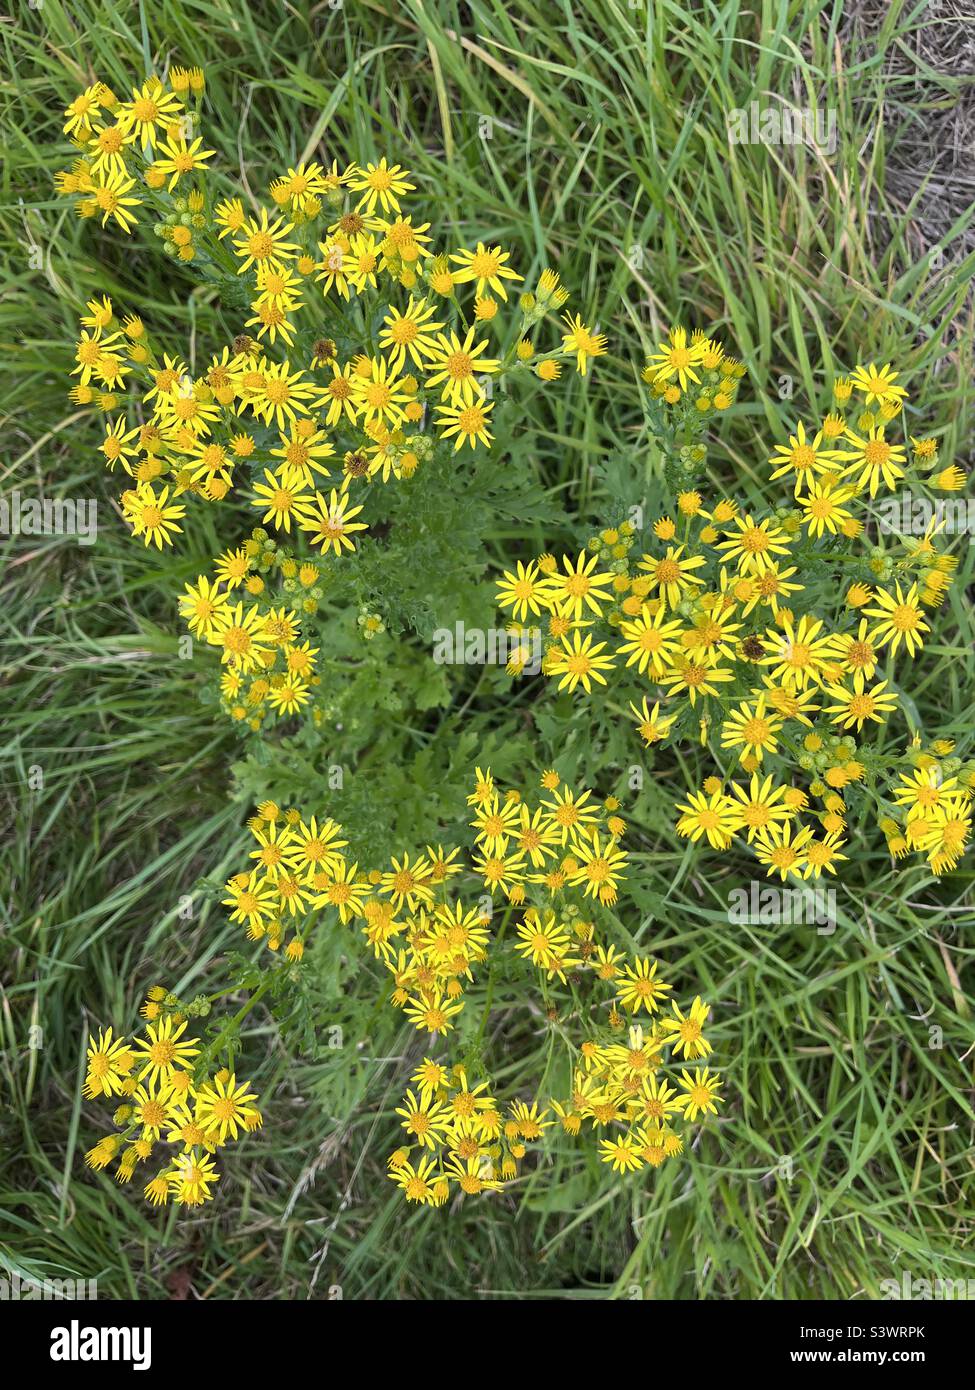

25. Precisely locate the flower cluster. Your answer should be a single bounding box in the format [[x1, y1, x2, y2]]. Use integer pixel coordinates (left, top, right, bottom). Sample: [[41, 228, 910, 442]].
[[552, 1015, 721, 1174], [496, 329, 972, 877], [216, 767, 722, 1206], [84, 988, 262, 1207], [387, 1066, 549, 1204], [59, 68, 607, 573], [180, 528, 324, 727]]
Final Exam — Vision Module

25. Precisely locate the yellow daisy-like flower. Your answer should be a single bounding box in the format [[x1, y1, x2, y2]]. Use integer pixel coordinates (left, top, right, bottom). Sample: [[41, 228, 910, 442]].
[[617, 606, 684, 676], [832, 618, 879, 691], [727, 774, 795, 842], [892, 767, 962, 821], [195, 1073, 261, 1143], [496, 559, 549, 622], [675, 789, 742, 849], [169, 1152, 220, 1206], [638, 544, 707, 609], [118, 78, 184, 150], [864, 581, 930, 658], [179, 575, 229, 640], [759, 613, 838, 689], [222, 871, 279, 931], [318, 359, 360, 426], [715, 512, 792, 574], [425, 327, 500, 407], [213, 546, 251, 589], [267, 676, 311, 716], [131, 1016, 200, 1088], [628, 696, 676, 746], [378, 295, 444, 370], [836, 425, 906, 497], [388, 1153, 440, 1204], [720, 694, 782, 764], [676, 1067, 722, 1121], [88, 165, 142, 232], [822, 678, 898, 730], [248, 468, 308, 534], [450, 242, 523, 301], [549, 630, 616, 693], [658, 654, 734, 705], [232, 208, 300, 272], [151, 135, 216, 191], [126, 483, 185, 548], [435, 398, 495, 451], [209, 601, 274, 672], [542, 550, 615, 619], [769, 419, 844, 495], [598, 1134, 644, 1173], [64, 83, 110, 137], [645, 326, 705, 391], [514, 911, 575, 971], [84, 1028, 134, 1099], [395, 1089, 453, 1151], [799, 481, 857, 537], [348, 158, 415, 215], [350, 355, 412, 427], [849, 361, 908, 407], [617, 956, 673, 1015], [297, 487, 368, 555], [753, 820, 814, 881], [312, 858, 367, 923], [659, 996, 712, 1060], [560, 313, 607, 375], [568, 830, 628, 903], [87, 120, 137, 180], [403, 989, 464, 1035]]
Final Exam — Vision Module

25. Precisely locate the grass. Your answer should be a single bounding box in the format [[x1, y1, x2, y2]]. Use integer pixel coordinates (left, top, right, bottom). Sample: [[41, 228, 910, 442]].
[[1, 0, 973, 1299]]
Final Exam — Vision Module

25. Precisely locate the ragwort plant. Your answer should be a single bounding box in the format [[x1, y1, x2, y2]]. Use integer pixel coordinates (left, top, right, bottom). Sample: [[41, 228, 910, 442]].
[[57, 67, 606, 736], [496, 327, 973, 884], [66, 66, 722, 1212]]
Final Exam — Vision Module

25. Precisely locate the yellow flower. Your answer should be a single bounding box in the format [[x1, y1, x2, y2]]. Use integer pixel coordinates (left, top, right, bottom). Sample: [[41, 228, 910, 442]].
[[450, 242, 523, 301], [617, 957, 673, 1015], [676, 789, 742, 849], [822, 679, 898, 730], [864, 581, 930, 657], [849, 361, 908, 407], [296, 487, 368, 555], [549, 630, 616, 693], [659, 997, 712, 1059], [424, 327, 500, 406], [721, 695, 782, 764], [645, 326, 704, 391], [677, 1067, 723, 1121], [348, 158, 415, 215], [628, 696, 676, 746], [560, 313, 607, 375]]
